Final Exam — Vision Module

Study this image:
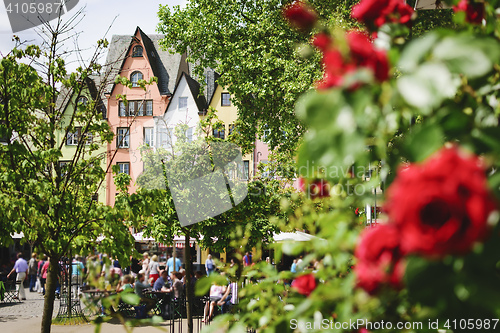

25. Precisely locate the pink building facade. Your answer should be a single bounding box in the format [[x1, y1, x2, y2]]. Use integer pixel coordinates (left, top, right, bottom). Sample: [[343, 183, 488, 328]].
[[104, 27, 188, 205]]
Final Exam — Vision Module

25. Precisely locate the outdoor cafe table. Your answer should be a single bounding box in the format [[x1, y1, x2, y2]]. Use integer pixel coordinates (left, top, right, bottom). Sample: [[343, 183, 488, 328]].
[[142, 290, 173, 317], [81, 289, 116, 315]]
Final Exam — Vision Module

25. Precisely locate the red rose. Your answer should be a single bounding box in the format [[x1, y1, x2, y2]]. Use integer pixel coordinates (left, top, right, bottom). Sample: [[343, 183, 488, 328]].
[[453, 0, 485, 24], [298, 177, 330, 199], [311, 33, 332, 52], [291, 274, 317, 296], [352, 0, 391, 29], [312, 30, 390, 89], [385, 147, 497, 257], [283, 1, 318, 31], [354, 225, 405, 294], [352, 0, 414, 31], [347, 31, 390, 82]]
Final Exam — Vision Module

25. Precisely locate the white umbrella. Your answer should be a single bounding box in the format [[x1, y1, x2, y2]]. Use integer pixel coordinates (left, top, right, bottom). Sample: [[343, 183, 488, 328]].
[[273, 231, 321, 243]]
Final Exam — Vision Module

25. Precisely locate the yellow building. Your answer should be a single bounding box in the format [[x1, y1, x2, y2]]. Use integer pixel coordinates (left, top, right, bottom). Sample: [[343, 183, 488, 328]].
[[208, 84, 254, 180]]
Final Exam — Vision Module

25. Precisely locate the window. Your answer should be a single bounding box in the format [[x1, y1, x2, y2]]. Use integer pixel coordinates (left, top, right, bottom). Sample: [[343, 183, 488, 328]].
[[179, 97, 188, 111], [77, 96, 88, 106], [117, 162, 130, 175], [132, 45, 143, 57], [131, 71, 143, 87], [119, 101, 127, 117], [186, 127, 193, 142], [221, 93, 231, 106], [243, 160, 250, 180], [145, 100, 153, 116], [119, 100, 152, 117], [84, 132, 93, 145], [213, 126, 225, 139], [229, 124, 236, 135], [117, 128, 130, 148], [59, 161, 71, 177], [160, 128, 173, 148], [263, 125, 271, 143], [66, 127, 81, 146], [144, 127, 154, 146]]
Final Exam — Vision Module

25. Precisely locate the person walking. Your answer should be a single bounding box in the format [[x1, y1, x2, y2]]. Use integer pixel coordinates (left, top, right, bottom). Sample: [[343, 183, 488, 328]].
[[7, 252, 28, 300], [37, 255, 47, 294], [166, 254, 182, 276], [243, 252, 252, 267], [148, 255, 160, 284], [71, 255, 85, 296], [28, 253, 38, 292], [205, 254, 215, 276]]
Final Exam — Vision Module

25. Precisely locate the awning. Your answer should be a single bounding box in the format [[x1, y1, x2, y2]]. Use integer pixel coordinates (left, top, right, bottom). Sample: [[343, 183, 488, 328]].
[[273, 231, 322, 243]]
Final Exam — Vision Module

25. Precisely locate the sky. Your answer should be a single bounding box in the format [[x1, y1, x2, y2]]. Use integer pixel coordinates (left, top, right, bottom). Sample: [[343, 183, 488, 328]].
[[0, 0, 187, 70]]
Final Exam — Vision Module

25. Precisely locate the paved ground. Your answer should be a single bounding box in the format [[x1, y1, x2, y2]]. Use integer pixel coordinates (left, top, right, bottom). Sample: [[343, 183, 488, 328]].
[[0, 289, 214, 332]]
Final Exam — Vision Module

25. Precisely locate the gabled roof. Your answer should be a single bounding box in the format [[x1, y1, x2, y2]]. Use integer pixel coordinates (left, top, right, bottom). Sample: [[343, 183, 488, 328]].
[[166, 72, 208, 113], [57, 76, 107, 119], [103, 27, 186, 96]]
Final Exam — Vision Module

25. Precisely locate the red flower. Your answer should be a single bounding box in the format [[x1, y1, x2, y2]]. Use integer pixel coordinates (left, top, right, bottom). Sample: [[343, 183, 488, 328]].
[[298, 177, 330, 199], [291, 274, 317, 296], [354, 225, 405, 294], [311, 33, 332, 52], [453, 0, 485, 24], [283, 1, 318, 32], [313, 31, 389, 89], [385, 147, 497, 257], [351, 0, 414, 31], [347, 31, 390, 82]]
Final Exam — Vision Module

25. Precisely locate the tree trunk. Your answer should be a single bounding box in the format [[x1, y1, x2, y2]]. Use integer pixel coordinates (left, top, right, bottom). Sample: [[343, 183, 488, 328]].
[[184, 229, 193, 333], [41, 256, 59, 333]]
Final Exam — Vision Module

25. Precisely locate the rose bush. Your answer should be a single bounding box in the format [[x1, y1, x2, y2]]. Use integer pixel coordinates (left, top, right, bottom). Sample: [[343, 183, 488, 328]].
[[208, 0, 500, 332], [291, 273, 317, 296], [385, 146, 497, 257], [354, 225, 404, 293]]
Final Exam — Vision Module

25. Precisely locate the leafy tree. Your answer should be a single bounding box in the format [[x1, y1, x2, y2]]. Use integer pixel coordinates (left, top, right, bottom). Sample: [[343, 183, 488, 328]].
[[157, 0, 454, 176], [0, 19, 149, 333], [207, 1, 500, 332], [136, 114, 298, 332], [157, 0, 347, 160]]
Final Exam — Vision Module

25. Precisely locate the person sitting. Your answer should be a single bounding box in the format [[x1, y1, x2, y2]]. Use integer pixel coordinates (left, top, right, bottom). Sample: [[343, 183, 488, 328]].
[[153, 271, 169, 292], [134, 273, 155, 316], [218, 278, 238, 314], [203, 282, 227, 322], [117, 275, 134, 292]]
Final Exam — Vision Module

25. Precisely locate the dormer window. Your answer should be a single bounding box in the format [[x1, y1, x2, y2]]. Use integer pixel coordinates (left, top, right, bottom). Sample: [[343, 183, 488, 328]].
[[132, 45, 143, 57], [131, 71, 143, 87]]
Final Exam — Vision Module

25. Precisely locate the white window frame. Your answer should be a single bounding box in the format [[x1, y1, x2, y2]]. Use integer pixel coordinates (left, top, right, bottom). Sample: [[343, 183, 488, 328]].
[[131, 71, 143, 87], [179, 97, 188, 111], [117, 128, 130, 148], [144, 127, 154, 146], [117, 162, 130, 175], [221, 93, 231, 106], [66, 127, 81, 146]]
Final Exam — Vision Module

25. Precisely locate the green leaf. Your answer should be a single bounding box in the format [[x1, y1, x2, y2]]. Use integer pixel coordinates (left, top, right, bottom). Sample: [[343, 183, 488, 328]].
[[120, 292, 140, 306], [432, 35, 500, 78], [403, 123, 444, 162], [397, 62, 458, 111]]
